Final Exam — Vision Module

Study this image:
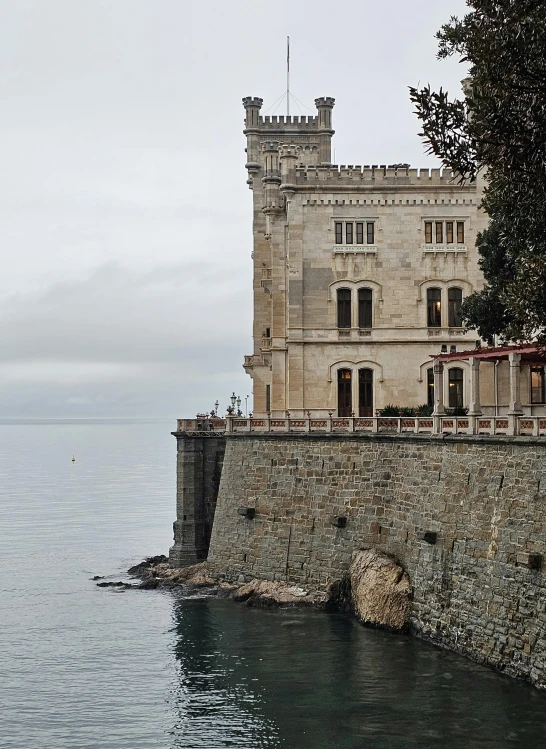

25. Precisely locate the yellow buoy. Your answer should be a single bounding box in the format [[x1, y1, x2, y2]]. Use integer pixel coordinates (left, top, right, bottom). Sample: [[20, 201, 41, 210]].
[[72, 455, 76, 462]]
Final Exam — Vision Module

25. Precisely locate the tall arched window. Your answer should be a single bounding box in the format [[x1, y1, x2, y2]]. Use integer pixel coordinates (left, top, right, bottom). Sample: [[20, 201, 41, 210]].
[[338, 369, 352, 416], [358, 288, 373, 328], [448, 367, 464, 408], [359, 369, 373, 416], [427, 288, 442, 327], [337, 288, 351, 328], [427, 367, 434, 407], [448, 288, 463, 327]]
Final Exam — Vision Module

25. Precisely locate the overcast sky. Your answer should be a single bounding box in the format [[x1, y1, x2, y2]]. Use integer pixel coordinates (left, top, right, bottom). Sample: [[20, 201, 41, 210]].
[[0, 0, 469, 419]]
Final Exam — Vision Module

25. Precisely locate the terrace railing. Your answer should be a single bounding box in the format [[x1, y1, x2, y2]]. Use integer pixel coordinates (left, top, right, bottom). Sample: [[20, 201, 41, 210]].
[[176, 415, 546, 438]]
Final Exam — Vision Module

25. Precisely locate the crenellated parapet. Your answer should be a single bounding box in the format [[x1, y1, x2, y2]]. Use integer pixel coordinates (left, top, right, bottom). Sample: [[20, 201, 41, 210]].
[[291, 164, 470, 189], [258, 114, 318, 129]]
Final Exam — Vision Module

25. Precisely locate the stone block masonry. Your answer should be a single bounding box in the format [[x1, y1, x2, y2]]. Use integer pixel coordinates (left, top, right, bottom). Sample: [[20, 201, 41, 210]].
[[169, 433, 226, 566], [206, 433, 546, 689]]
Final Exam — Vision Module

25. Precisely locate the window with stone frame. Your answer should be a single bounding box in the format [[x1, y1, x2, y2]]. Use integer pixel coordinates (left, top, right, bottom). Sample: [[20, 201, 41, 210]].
[[358, 288, 373, 328], [427, 288, 442, 327], [448, 367, 464, 408], [425, 222, 433, 243], [457, 221, 465, 244], [448, 287, 463, 327], [334, 221, 375, 245], [427, 367, 435, 407], [337, 288, 352, 328], [424, 220, 466, 245]]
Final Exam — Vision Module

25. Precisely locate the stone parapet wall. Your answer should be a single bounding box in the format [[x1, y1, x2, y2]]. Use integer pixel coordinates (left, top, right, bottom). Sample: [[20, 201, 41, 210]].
[[207, 433, 546, 688]]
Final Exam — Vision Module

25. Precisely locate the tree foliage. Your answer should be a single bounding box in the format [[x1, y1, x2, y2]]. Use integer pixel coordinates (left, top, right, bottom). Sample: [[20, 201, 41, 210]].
[[409, 0, 546, 345]]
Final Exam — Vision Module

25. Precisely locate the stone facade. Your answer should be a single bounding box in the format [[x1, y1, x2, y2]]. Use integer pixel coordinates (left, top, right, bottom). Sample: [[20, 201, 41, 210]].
[[242, 96, 490, 417], [207, 433, 546, 688], [169, 433, 226, 566]]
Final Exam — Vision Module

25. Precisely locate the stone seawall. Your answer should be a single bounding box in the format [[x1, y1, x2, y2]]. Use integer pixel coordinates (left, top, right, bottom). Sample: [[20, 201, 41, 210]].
[[207, 433, 546, 688]]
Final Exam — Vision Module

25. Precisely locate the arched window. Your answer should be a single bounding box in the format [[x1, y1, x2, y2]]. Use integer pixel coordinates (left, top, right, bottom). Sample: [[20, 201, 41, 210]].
[[427, 367, 434, 407], [338, 369, 352, 416], [359, 369, 373, 416], [448, 368, 464, 409], [358, 288, 373, 328], [448, 288, 463, 327], [337, 288, 351, 328], [427, 288, 442, 327]]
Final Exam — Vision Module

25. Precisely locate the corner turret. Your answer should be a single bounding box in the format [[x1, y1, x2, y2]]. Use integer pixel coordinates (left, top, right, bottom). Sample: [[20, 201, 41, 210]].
[[243, 97, 264, 184], [315, 96, 335, 165]]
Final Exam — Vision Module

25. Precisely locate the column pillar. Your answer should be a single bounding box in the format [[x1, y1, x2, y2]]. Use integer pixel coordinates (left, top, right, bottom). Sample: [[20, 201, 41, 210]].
[[468, 356, 482, 415], [433, 361, 445, 434], [508, 353, 523, 413], [507, 352, 523, 436]]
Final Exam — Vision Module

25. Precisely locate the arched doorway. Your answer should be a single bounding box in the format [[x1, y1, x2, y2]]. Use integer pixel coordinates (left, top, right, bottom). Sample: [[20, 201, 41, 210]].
[[359, 368, 373, 416], [338, 369, 352, 416]]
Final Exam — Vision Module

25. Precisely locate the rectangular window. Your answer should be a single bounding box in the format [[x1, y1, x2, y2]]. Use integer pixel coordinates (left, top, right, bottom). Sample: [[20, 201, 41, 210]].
[[427, 368, 435, 407], [335, 223, 343, 244], [265, 327, 271, 338], [448, 288, 463, 327], [457, 222, 465, 244], [358, 288, 372, 328], [531, 366, 546, 404], [425, 222, 433, 243], [346, 223, 353, 244], [359, 369, 373, 417], [435, 222, 443, 244], [367, 222, 375, 244], [356, 222, 364, 244], [337, 288, 352, 328], [265, 384, 271, 413], [427, 288, 442, 327], [448, 368, 464, 409], [446, 222, 454, 244]]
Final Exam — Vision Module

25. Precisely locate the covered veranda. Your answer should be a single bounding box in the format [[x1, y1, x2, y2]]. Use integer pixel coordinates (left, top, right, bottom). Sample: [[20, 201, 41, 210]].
[[432, 344, 546, 433]]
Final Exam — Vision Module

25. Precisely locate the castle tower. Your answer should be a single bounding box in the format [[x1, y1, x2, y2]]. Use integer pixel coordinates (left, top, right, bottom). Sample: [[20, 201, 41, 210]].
[[242, 94, 485, 418]]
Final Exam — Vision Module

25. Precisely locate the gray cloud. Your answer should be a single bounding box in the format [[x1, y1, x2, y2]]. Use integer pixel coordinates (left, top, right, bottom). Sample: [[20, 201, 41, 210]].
[[0, 0, 468, 417]]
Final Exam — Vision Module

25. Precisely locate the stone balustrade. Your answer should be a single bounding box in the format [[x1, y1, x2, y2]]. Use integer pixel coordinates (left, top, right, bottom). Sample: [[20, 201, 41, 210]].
[[176, 415, 546, 438]]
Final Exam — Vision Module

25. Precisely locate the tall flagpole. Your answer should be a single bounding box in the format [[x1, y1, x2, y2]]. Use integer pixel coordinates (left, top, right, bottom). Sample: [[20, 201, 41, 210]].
[[287, 36, 290, 116]]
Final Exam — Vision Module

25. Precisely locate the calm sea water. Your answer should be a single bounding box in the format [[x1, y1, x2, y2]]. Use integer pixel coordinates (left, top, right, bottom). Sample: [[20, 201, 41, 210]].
[[2, 420, 546, 749]]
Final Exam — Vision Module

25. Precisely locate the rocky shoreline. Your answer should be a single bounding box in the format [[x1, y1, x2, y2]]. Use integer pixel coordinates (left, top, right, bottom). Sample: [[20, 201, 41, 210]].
[[124, 555, 328, 607], [96, 549, 413, 629]]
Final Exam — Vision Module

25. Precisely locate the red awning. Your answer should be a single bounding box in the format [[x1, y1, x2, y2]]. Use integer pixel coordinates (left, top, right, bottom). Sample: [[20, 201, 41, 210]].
[[432, 343, 546, 363]]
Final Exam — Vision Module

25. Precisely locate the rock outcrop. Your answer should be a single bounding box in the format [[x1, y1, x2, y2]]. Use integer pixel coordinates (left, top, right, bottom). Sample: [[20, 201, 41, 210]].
[[133, 561, 218, 590], [232, 579, 323, 608], [349, 549, 411, 631]]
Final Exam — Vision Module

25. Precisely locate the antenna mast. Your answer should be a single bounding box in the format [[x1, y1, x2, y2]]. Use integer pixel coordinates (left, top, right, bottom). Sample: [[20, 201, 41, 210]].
[[287, 35, 290, 116]]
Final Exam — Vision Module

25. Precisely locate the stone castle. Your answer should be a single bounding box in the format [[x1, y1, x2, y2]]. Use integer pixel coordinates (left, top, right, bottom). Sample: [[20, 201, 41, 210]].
[[168, 93, 546, 691], [242, 95, 488, 417]]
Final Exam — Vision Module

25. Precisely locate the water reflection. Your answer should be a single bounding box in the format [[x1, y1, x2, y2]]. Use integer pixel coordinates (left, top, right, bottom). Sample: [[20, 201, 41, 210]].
[[170, 596, 282, 748], [170, 597, 546, 749]]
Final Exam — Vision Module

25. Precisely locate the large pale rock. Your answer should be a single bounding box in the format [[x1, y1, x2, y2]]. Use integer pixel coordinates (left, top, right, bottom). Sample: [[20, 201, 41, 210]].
[[350, 549, 411, 631]]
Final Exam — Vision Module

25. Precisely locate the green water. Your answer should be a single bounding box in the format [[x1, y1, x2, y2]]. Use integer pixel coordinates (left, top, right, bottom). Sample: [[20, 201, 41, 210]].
[[2, 421, 546, 748]]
